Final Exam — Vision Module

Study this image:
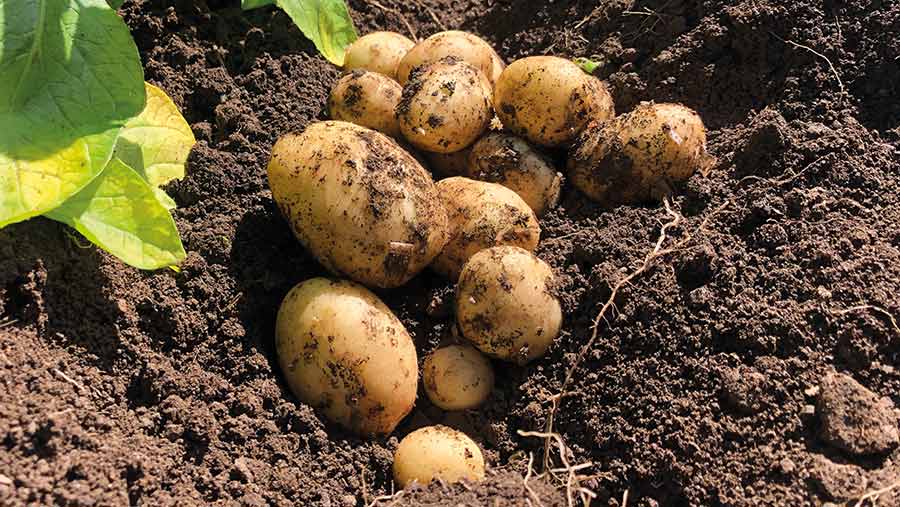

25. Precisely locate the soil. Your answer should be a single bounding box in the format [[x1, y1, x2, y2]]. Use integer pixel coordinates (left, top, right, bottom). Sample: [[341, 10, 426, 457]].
[[2, 0, 900, 506]]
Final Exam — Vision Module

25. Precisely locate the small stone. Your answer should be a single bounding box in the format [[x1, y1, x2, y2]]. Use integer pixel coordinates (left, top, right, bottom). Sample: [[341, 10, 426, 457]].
[[809, 455, 866, 501], [779, 458, 795, 474], [816, 372, 900, 455], [340, 495, 357, 507], [719, 365, 769, 415]]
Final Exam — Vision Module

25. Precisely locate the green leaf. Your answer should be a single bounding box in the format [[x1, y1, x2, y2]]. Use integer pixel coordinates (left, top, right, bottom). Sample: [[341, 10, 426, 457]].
[[0, 0, 145, 227], [106, 0, 124, 8], [115, 83, 196, 188], [573, 56, 604, 75], [242, 0, 275, 9], [46, 158, 186, 270], [275, 0, 357, 66]]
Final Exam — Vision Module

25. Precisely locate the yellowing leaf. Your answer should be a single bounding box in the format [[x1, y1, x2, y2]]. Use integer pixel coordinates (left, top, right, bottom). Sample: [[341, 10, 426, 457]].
[[46, 158, 186, 270], [115, 83, 196, 188]]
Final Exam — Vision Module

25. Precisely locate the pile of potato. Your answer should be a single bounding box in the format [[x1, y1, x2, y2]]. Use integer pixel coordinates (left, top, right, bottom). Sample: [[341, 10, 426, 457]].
[[267, 29, 712, 489]]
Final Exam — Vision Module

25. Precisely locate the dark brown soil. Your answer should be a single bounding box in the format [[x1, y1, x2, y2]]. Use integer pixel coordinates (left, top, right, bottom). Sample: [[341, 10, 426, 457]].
[[2, 0, 900, 506]]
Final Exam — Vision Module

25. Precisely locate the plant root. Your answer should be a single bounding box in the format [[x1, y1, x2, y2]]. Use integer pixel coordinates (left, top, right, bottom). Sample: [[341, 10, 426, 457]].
[[519, 430, 597, 507], [370, 1, 419, 42], [853, 476, 900, 507]]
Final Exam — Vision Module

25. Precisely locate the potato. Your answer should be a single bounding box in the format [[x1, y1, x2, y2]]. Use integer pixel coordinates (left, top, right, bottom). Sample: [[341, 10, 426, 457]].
[[267, 121, 448, 288], [494, 56, 615, 147], [568, 102, 714, 204], [275, 278, 418, 436], [397, 57, 493, 153], [489, 48, 506, 85], [432, 177, 540, 280], [328, 70, 403, 138], [424, 147, 472, 178], [396, 30, 496, 85], [343, 31, 415, 80], [393, 425, 485, 487], [456, 246, 561, 364], [468, 132, 562, 216], [423, 344, 494, 410]]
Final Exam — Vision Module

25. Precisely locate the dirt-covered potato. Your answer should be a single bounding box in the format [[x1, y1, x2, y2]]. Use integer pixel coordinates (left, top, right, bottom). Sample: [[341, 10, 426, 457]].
[[423, 344, 494, 410], [468, 132, 562, 216], [393, 425, 485, 487], [396, 31, 496, 85], [343, 31, 415, 80], [494, 56, 615, 147], [424, 147, 472, 178], [267, 121, 448, 288], [432, 177, 540, 280], [328, 70, 403, 138], [489, 48, 506, 85], [456, 246, 561, 364], [568, 102, 714, 205], [397, 57, 493, 153], [275, 278, 418, 436]]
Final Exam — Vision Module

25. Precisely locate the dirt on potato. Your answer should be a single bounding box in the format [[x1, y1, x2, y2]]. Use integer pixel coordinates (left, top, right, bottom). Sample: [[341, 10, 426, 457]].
[[2, 1, 900, 506]]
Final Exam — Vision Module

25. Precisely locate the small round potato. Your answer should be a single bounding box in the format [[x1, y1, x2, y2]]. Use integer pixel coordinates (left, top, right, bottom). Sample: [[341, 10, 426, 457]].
[[423, 344, 494, 410], [393, 425, 485, 487], [456, 246, 561, 364], [397, 57, 493, 153], [267, 121, 448, 288], [568, 102, 714, 204], [328, 70, 403, 137], [432, 177, 541, 280], [494, 56, 615, 147], [343, 31, 415, 80], [468, 132, 562, 216], [424, 147, 473, 178], [276, 278, 418, 436], [396, 30, 496, 85]]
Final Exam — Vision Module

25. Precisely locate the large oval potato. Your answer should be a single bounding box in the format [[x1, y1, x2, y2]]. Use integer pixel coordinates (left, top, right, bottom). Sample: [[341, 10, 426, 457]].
[[494, 56, 614, 147], [396, 30, 496, 85], [393, 425, 485, 487], [432, 177, 540, 280], [568, 102, 714, 204], [468, 132, 562, 216], [456, 246, 561, 364], [397, 57, 493, 153], [343, 31, 415, 80], [276, 278, 418, 436], [267, 121, 448, 288], [423, 344, 494, 410], [328, 70, 403, 138]]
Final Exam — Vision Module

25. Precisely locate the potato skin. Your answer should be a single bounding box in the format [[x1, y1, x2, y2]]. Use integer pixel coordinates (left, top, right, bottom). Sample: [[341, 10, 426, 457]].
[[343, 31, 415, 80], [267, 121, 448, 288], [275, 278, 418, 436], [489, 48, 506, 85], [568, 102, 713, 204], [468, 132, 562, 216], [423, 344, 494, 410], [424, 147, 473, 179], [456, 246, 561, 364], [397, 57, 493, 154], [432, 177, 540, 280], [396, 31, 496, 85], [328, 70, 403, 138], [494, 56, 615, 147], [393, 425, 485, 487]]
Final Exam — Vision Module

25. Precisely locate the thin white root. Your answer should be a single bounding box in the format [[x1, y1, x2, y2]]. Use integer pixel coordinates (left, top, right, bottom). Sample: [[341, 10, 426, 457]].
[[523, 452, 546, 507], [51, 368, 86, 393], [853, 477, 900, 507], [370, 1, 419, 42], [519, 430, 597, 507], [831, 305, 900, 336], [771, 32, 845, 100]]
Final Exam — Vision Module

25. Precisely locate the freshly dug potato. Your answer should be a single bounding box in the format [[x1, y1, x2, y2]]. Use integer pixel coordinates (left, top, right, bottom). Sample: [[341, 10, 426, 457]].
[[343, 31, 415, 80], [275, 278, 418, 436], [424, 147, 472, 178], [397, 57, 493, 153], [432, 177, 540, 280], [489, 48, 506, 85], [468, 132, 562, 216], [423, 344, 494, 410], [494, 56, 615, 147], [268, 121, 448, 288], [456, 246, 561, 364], [568, 102, 714, 204], [396, 30, 496, 85], [393, 425, 485, 487], [328, 70, 403, 138]]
